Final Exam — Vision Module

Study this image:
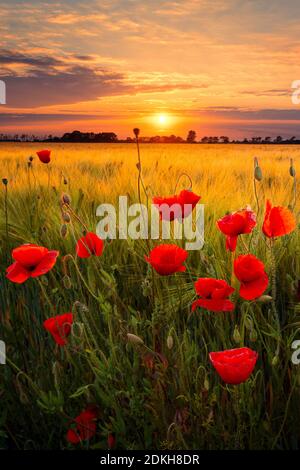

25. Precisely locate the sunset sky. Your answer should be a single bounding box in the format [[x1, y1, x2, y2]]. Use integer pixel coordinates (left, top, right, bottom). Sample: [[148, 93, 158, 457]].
[[1, 0, 300, 138]]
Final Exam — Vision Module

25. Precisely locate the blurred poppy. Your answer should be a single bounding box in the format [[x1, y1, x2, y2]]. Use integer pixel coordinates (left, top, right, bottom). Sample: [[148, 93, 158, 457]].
[[67, 407, 97, 444], [234, 254, 268, 300], [153, 189, 201, 221], [76, 232, 104, 258], [209, 347, 258, 385], [145, 244, 188, 275], [263, 200, 296, 238], [217, 209, 256, 252], [6, 244, 59, 284], [36, 149, 51, 164], [108, 432, 116, 449], [43, 313, 73, 346], [192, 278, 235, 312]]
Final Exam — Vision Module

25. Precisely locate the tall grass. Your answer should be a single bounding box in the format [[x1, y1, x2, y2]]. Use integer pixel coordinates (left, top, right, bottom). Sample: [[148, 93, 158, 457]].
[[0, 142, 299, 449]]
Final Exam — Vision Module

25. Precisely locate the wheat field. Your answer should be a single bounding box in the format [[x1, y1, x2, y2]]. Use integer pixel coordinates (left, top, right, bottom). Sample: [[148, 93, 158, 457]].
[[0, 142, 299, 450]]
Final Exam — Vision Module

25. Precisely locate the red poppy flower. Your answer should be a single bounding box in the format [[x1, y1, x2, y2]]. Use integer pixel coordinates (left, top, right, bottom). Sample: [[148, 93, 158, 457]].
[[76, 232, 104, 258], [217, 209, 256, 252], [145, 244, 188, 275], [43, 313, 73, 346], [234, 254, 268, 300], [263, 200, 296, 238], [153, 189, 201, 221], [36, 149, 51, 164], [67, 407, 97, 444], [192, 278, 235, 312], [6, 244, 59, 284], [209, 347, 258, 385]]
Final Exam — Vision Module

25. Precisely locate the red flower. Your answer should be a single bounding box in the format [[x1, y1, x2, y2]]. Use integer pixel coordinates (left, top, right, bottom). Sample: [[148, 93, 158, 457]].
[[192, 278, 235, 312], [209, 347, 258, 385], [76, 232, 104, 258], [263, 200, 296, 238], [234, 254, 268, 300], [217, 209, 256, 252], [43, 313, 73, 346], [145, 244, 188, 275], [6, 244, 59, 284], [153, 189, 201, 221], [108, 432, 116, 449], [67, 407, 97, 444], [36, 149, 51, 164]]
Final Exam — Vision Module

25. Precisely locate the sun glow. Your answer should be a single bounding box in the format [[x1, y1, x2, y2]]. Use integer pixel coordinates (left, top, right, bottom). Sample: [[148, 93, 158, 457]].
[[158, 114, 167, 125]]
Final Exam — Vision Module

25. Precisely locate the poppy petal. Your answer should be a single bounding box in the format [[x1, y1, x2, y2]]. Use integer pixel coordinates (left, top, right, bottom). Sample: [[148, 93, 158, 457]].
[[6, 261, 31, 284]]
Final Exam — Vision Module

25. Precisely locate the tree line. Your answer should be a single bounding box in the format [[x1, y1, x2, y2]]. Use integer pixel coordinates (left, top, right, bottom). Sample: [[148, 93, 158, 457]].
[[0, 129, 299, 144]]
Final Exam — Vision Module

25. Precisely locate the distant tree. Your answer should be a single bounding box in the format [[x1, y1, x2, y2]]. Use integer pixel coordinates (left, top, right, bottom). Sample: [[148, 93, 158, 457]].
[[187, 130, 197, 143], [264, 136, 271, 143], [220, 136, 230, 143], [274, 135, 283, 143], [201, 136, 208, 143]]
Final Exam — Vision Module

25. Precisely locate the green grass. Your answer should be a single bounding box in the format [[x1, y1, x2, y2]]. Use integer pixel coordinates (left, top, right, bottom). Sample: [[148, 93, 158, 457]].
[[0, 143, 300, 450]]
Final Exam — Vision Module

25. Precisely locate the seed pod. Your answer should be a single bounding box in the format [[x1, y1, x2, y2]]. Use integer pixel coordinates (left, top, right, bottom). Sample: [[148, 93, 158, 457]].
[[63, 178, 68, 185], [61, 193, 71, 205], [63, 275, 72, 289], [167, 335, 174, 350], [62, 212, 71, 223], [2, 178, 8, 185], [133, 128, 140, 137], [60, 224, 68, 238], [233, 325, 241, 343], [127, 333, 144, 345], [250, 328, 257, 342], [29, 156, 34, 162], [254, 165, 263, 181], [257, 295, 273, 303]]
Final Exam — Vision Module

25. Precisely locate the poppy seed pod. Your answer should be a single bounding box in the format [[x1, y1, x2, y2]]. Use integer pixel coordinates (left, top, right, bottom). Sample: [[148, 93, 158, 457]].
[[2, 178, 8, 185], [62, 193, 71, 205], [127, 333, 144, 345], [60, 224, 68, 238], [133, 127, 140, 137], [62, 212, 71, 223], [29, 156, 34, 162]]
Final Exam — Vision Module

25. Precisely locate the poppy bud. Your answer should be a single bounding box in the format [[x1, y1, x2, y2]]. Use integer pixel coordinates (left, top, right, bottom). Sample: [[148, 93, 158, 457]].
[[29, 156, 34, 162], [133, 128, 140, 137], [204, 377, 209, 391], [108, 433, 116, 449], [63, 275, 72, 289], [271, 355, 279, 367], [250, 328, 257, 342], [63, 178, 68, 185], [257, 295, 272, 303], [60, 224, 68, 238], [254, 165, 263, 181], [290, 159, 296, 177], [2, 178, 8, 185], [244, 316, 253, 330], [62, 212, 71, 223], [62, 193, 71, 205], [136, 162, 141, 171], [167, 334, 174, 349], [233, 325, 241, 343], [127, 333, 144, 345]]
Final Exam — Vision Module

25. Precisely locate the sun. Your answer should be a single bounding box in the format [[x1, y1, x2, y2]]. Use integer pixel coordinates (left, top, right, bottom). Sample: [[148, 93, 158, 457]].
[[158, 114, 167, 125]]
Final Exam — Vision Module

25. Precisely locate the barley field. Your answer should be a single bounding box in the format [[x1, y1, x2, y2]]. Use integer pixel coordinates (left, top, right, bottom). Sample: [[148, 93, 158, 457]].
[[0, 142, 300, 450]]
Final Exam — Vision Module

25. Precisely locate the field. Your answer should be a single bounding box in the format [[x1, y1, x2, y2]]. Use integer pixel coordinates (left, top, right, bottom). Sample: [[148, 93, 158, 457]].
[[0, 142, 300, 450]]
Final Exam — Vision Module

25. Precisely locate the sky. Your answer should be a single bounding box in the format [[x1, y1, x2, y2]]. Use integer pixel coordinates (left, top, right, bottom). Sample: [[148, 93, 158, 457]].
[[1, 0, 300, 139]]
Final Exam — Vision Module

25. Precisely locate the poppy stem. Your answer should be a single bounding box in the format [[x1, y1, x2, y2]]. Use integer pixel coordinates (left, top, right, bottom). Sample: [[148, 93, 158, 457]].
[[174, 173, 193, 193], [269, 239, 281, 358]]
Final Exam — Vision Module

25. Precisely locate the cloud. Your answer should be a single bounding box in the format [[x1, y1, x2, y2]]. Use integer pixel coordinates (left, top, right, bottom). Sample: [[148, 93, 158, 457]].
[[0, 49, 62, 67]]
